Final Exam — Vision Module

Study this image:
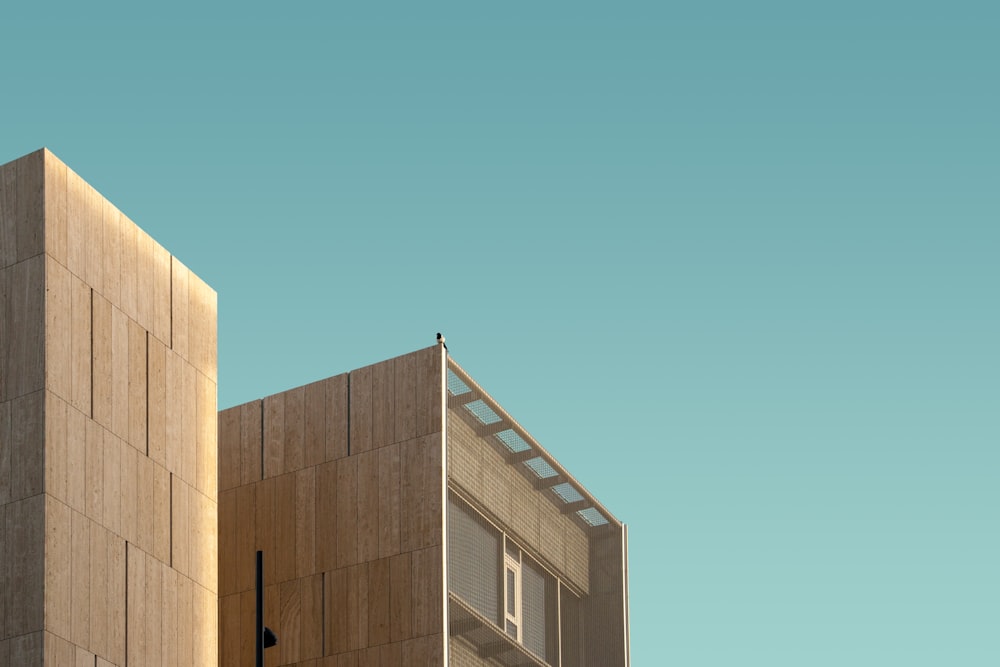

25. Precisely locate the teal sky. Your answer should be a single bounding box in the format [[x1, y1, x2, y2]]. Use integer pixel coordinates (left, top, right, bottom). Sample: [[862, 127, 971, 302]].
[[3, 2, 998, 664]]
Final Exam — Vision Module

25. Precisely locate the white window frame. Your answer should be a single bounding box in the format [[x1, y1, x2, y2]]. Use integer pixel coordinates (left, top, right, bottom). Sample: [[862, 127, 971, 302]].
[[504, 539, 522, 641]]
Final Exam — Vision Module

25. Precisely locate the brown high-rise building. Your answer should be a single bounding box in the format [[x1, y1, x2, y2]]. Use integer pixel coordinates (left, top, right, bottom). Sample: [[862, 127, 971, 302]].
[[1, 149, 629, 667]]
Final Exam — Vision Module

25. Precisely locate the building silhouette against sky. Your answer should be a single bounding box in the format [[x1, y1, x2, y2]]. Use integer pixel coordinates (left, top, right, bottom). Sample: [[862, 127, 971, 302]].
[[0, 149, 629, 666]]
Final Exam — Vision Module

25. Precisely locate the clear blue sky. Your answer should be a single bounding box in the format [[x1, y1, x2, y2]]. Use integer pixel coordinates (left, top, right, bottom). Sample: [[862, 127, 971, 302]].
[[3, 2, 998, 664]]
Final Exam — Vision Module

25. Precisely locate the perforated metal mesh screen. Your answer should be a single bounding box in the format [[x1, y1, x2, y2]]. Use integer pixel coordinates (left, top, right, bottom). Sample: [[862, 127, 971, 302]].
[[445, 360, 630, 666]]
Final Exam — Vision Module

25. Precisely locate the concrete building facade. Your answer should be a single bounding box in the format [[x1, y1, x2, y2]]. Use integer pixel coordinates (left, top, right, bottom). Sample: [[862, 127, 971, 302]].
[[0, 149, 219, 666], [1, 149, 628, 667], [217, 349, 630, 667]]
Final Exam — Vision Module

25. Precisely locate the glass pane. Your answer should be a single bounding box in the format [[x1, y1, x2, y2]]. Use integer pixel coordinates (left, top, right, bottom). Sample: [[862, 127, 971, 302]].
[[506, 620, 518, 638], [506, 568, 516, 611]]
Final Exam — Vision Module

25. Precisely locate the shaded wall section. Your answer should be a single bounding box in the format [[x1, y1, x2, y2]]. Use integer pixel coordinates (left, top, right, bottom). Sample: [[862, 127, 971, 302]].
[[218, 345, 446, 666]]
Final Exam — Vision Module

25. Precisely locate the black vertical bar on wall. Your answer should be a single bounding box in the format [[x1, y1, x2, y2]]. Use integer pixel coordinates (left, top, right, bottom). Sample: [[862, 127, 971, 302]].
[[256, 550, 264, 667]]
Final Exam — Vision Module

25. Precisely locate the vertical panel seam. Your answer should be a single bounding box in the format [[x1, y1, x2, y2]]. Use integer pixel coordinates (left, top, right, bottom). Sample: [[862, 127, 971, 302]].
[[346, 372, 352, 457], [90, 287, 94, 419], [144, 333, 149, 457]]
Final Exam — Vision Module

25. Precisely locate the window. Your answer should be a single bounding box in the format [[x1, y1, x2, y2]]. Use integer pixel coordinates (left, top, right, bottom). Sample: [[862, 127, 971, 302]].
[[504, 539, 522, 640], [448, 494, 566, 665]]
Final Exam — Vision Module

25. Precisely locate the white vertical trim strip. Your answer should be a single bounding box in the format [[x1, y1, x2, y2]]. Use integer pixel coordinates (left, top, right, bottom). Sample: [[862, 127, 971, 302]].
[[440, 345, 450, 665]]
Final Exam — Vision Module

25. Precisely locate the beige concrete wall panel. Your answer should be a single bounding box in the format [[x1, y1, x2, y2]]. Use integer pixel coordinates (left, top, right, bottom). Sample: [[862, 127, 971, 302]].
[[388, 552, 411, 643], [126, 540, 145, 665], [144, 552, 163, 667], [349, 365, 373, 454], [73, 646, 94, 667], [136, 448, 154, 553], [325, 567, 348, 655], [182, 359, 199, 485], [235, 483, 257, 594], [126, 318, 146, 450], [194, 580, 219, 666], [153, 461, 171, 564], [44, 496, 72, 639], [241, 400, 263, 486], [70, 509, 91, 647], [0, 402, 7, 507], [336, 457, 359, 569], [325, 374, 349, 462], [110, 306, 129, 439], [89, 524, 109, 659], [43, 392, 67, 505], [220, 593, 240, 667], [263, 393, 285, 479], [163, 351, 198, 483], [194, 488, 218, 594], [161, 566, 179, 667], [172, 475, 191, 578], [43, 631, 75, 667], [0, 152, 39, 268], [0, 503, 5, 639], [92, 293, 114, 429], [303, 379, 326, 469], [315, 461, 338, 573], [347, 563, 369, 651], [284, 386, 305, 474], [148, 335, 168, 465], [3, 256, 45, 402], [65, 167, 104, 293], [401, 434, 441, 553], [119, 216, 138, 322], [254, 475, 276, 584], [107, 536, 126, 667], [357, 450, 380, 563], [414, 347, 443, 438], [43, 257, 71, 402], [301, 574, 324, 661], [217, 487, 237, 597], [0, 151, 44, 265], [296, 467, 317, 578], [63, 165, 87, 281], [379, 641, 402, 667], [176, 572, 195, 667], [134, 229, 154, 336], [151, 240, 171, 350], [409, 545, 442, 638], [371, 359, 395, 451], [85, 418, 104, 523], [6, 631, 42, 667], [280, 579, 301, 665], [377, 443, 400, 559], [275, 471, 297, 583], [187, 273, 217, 383], [2, 496, 43, 638], [195, 372, 217, 497], [393, 353, 417, 446], [217, 406, 240, 493], [0, 158, 18, 267], [100, 199, 123, 307], [398, 439, 418, 554], [102, 430, 122, 537], [119, 442, 138, 545], [65, 406, 87, 514], [237, 589, 254, 667], [264, 582, 279, 667], [170, 257, 190, 356], [367, 557, 390, 648], [10, 390, 44, 501]]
